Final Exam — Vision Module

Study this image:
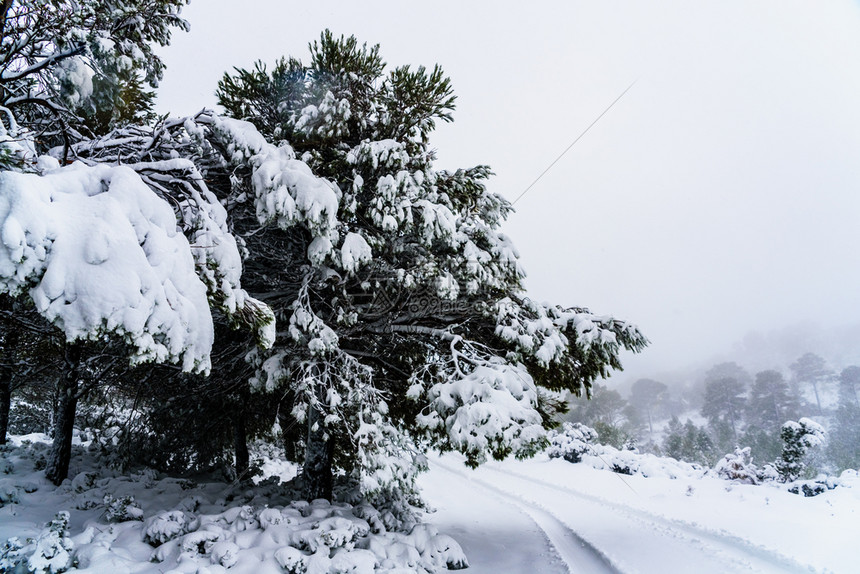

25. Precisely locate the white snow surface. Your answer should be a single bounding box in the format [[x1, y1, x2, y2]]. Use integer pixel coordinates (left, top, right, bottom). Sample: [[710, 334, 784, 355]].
[[0, 162, 214, 372], [2, 435, 859, 573], [420, 454, 860, 574]]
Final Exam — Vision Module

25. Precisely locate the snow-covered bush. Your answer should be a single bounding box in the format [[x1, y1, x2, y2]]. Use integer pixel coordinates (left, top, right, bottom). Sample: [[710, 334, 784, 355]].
[[547, 422, 598, 463], [0, 479, 20, 506], [0, 512, 74, 574], [103, 494, 144, 523], [141, 499, 467, 573], [713, 447, 760, 485], [143, 510, 198, 545], [548, 423, 705, 479], [775, 418, 826, 482], [788, 481, 828, 497]]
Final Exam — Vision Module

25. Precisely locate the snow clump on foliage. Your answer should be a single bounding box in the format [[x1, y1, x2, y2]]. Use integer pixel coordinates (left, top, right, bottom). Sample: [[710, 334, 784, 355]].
[[0, 162, 215, 372]]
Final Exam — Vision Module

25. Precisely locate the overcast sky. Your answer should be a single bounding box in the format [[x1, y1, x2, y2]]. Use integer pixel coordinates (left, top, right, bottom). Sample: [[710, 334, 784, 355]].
[[155, 0, 860, 384]]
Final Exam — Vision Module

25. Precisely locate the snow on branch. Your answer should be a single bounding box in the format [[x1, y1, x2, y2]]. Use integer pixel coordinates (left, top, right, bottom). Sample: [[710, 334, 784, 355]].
[[60, 116, 277, 348], [0, 161, 215, 372], [204, 115, 341, 242], [412, 358, 545, 467], [493, 296, 648, 393]]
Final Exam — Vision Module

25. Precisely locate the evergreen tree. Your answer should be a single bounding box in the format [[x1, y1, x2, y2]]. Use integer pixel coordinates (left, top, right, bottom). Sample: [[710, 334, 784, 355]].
[[0, 1, 276, 484], [775, 418, 825, 482], [789, 352, 831, 416], [740, 369, 799, 462], [663, 416, 715, 466], [212, 31, 647, 501], [564, 383, 628, 427], [628, 378, 668, 439], [0, 0, 188, 159], [746, 370, 798, 428], [564, 383, 631, 448], [827, 366, 860, 471], [75, 67, 157, 135], [837, 366, 860, 408], [701, 376, 746, 449]]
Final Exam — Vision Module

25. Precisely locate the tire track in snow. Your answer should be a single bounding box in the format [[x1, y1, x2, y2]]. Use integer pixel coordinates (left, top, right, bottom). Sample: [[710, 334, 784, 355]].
[[476, 462, 818, 574], [433, 460, 621, 574]]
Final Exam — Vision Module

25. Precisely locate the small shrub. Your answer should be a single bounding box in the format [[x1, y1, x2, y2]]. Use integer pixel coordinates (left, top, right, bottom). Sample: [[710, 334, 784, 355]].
[[1, 512, 75, 574], [547, 422, 598, 463], [103, 495, 144, 523], [713, 447, 759, 484]]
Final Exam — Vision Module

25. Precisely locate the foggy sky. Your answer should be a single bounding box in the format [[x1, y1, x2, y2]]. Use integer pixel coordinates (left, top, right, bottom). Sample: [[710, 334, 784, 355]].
[[155, 0, 860, 383]]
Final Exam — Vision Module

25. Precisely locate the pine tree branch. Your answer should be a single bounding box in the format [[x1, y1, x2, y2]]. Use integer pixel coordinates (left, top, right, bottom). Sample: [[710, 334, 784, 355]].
[[6, 96, 72, 162], [0, 42, 85, 83]]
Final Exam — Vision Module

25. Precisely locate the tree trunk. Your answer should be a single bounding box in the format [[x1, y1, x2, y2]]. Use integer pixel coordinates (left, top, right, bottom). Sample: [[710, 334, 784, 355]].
[[728, 405, 738, 442], [277, 388, 302, 462], [811, 380, 823, 416], [277, 405, 299, 461], [771, 395, 781, 428], [45, 342, 82, 485], [0, 321, 19, 446], [0, 379, 10, 446], [302, 389, 333, 501], [233, 409, 249, 481]]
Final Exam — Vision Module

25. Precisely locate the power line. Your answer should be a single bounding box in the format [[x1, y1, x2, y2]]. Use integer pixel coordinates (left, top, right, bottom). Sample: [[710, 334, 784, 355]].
[[512, 80, 637, 206]]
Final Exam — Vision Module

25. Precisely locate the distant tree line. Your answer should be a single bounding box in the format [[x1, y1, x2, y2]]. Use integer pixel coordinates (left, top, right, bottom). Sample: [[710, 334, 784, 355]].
[[562, 351, 860, 475]]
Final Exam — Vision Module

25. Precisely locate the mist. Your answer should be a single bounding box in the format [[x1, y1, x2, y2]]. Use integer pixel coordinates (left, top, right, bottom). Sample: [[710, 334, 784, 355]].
[[155, 0, 860, 389]]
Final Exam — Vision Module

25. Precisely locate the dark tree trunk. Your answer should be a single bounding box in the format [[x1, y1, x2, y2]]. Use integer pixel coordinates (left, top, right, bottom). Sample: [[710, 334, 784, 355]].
[[0, 379, 10, 446], [302, 389, 333, 501], [45, 342, 82, 485], [277, 393, 300, 461], [0, 321, 19, 446], [811, 380, 823, 416], [277, 407, 298, 461], [233, 409, 249, 480]]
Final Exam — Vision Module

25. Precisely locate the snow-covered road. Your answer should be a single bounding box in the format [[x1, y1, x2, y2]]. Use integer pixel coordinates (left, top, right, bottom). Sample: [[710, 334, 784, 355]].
[[417, 458, 569, 574], [421, 461, 616, 574], [420, 455, 834, 574]]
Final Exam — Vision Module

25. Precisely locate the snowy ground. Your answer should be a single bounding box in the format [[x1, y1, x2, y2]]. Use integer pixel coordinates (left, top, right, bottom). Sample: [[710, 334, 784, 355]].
[[421, 454, 860, 574], [2, 434, 859, 573]]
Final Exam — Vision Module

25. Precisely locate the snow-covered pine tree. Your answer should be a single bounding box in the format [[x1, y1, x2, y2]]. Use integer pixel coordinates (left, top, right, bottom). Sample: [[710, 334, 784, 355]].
[[741, 370, 800, 462], [0, 0, 189, 161], [212, 31, 647, 501], [775, 418, 826, 482], [0, 0, 276, 484]]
